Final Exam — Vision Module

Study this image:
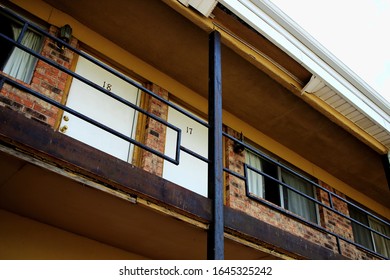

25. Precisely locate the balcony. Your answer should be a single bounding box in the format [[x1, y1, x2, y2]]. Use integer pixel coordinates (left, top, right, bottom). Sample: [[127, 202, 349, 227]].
[[0, 2, 389, 259]]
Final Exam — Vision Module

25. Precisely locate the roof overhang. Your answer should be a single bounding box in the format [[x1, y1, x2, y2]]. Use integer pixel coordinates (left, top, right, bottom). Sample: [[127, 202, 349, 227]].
[[206, 0, 390, 153], [178, 0, 218, 17]]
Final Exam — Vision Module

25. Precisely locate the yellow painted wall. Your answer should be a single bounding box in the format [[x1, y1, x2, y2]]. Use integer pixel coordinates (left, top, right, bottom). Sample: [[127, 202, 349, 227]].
[[0, 209, 147, 260], [9, 0, 390, 219]]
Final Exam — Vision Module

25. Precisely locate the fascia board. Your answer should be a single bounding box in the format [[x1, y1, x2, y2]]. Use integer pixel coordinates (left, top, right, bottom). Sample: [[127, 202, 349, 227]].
[[179, 0, 218, 16], [219, 0, 390, 133]]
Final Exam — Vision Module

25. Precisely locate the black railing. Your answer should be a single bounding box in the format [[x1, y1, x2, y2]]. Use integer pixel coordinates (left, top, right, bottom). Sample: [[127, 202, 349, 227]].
[[0, 5, 210, 168], [223, 131, 390, 259], [0, 5, 389, 260]]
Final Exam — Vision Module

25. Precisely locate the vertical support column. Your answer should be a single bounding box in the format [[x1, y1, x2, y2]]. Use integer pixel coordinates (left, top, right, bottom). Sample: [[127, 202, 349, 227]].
[[381, 153, 390, 190], [207, 30, 224, 260]]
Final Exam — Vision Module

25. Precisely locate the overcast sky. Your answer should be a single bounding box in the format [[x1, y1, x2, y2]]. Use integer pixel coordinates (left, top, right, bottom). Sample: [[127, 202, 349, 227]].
[[270, 0, 390, 103]]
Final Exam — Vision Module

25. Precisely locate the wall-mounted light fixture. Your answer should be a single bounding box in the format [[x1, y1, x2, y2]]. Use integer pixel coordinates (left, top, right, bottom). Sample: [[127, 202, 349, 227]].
[[57, 24, 72, 49], [233, 132, 245, 154]]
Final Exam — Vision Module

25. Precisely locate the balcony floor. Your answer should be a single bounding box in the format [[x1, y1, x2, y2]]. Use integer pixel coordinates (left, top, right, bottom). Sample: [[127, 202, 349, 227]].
[[0, 146, 284, 259]]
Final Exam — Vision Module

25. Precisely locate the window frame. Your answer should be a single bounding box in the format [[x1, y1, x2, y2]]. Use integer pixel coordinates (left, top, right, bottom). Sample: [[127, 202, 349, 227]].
[[368, 216, 390, 257], [0, 10, 44, 84], [349, 204, 390, 258], [58, 49, 144, 164], [244, 147, 319, 224]]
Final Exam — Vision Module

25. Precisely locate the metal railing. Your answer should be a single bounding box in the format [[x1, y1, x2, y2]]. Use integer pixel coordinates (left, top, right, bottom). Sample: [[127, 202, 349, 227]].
[[0, 5, 209, 168], [0, 5, 389, 260], [223, 132, 390, 259]]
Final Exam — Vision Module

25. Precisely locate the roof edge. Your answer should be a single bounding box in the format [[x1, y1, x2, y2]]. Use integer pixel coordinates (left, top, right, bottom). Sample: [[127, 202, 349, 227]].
[[218, 0, 390, 142]]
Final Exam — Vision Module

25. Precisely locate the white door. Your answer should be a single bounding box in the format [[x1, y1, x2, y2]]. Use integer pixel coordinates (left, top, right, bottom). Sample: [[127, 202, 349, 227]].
[[163, 103, 208, 197], [59, 54, 141, 162]]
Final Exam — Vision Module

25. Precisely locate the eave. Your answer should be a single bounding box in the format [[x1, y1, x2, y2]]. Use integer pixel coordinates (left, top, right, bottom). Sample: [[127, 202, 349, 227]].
[[218, 0, 390, 154]]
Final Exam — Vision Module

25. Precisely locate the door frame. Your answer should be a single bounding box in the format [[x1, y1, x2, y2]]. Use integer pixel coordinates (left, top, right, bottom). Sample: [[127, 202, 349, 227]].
[[56, 48, 146, 166]]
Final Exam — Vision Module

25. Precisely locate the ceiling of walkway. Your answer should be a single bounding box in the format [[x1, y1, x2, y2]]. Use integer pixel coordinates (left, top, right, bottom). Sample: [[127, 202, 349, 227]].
[[41, 0, 389, 206]]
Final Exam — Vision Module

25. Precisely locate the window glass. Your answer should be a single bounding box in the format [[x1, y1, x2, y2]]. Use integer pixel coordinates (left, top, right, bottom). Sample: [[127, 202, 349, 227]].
[[349, 206, 374, 250], [369, 217, 390, 257], [349, 205, 390, 257], [0, 13, 43, 83], [245, 149, 317, 223], [245, 149, 264, 198], [0, 15, 15, 69], [281, 170, 317, 223]]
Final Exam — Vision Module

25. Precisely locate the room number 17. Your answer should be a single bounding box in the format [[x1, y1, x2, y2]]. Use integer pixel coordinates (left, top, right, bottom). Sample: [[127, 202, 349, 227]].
[[186, 127, 193, 134]]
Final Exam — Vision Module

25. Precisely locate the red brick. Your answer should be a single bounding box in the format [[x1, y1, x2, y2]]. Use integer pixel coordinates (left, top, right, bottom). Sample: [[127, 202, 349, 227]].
[[140, 83, 169, 176], [0, 25, 78, 128], [223, 126, 378, 259]]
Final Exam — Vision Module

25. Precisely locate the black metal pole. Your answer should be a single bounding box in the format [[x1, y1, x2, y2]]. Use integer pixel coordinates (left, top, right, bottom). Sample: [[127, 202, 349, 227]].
[[381, 153, 390, 190], [207, 30, 224, 260]]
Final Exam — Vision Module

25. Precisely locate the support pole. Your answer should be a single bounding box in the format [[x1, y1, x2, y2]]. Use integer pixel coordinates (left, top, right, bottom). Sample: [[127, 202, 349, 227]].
[[207, 30, 224, 260], [381, 153, 390, 190]]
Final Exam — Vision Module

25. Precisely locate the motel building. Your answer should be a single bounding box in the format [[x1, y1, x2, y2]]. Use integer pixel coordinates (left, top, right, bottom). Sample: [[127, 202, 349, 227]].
[[0, 0, 389, 260]]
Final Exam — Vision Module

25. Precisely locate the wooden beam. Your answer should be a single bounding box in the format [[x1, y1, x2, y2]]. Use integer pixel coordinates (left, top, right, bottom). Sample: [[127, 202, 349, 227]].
[[207, 30, 224, 260], [0, 107, 355, 259]]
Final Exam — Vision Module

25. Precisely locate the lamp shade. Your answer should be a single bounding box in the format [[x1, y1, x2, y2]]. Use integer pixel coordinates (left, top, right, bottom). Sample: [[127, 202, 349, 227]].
[[59, 24, 72, 43]]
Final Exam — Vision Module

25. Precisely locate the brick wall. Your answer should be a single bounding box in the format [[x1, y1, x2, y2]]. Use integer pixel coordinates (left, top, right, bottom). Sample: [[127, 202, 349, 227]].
[[139, 83, 169, 176], [317, 182, 380, 259], [0, 26, 77, 127], [224, 126, 381, 259]]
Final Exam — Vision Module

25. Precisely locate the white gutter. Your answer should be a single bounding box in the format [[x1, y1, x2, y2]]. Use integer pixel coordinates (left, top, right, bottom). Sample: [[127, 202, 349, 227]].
[[178, 0, 218, 16], [219, 0, 390, 133]]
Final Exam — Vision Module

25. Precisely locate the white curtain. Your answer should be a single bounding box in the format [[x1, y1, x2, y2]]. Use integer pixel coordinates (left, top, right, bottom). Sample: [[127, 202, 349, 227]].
[[3, 25, 42, 83], [245, 150, 264, 198], [369, 217, 390, 258], [349, 207, 374, 251], [281, 171, 317, 223]]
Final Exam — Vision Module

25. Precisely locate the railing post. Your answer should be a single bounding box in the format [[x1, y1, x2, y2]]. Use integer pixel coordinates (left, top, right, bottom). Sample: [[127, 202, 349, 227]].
[[207, 30, 224, 260]]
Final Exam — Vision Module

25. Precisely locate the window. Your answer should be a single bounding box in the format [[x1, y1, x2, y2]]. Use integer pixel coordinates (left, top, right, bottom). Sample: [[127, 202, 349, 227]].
[[0, 12, 43, 83], [245, 149, 318, 223], [349, 205, 390, 257]]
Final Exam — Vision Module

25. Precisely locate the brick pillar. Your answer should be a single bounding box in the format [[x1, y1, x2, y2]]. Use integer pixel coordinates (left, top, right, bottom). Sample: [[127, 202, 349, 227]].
[[0, 25, 78, 127], [140, 83, 169, 176], [224, 126, 247, 209]]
